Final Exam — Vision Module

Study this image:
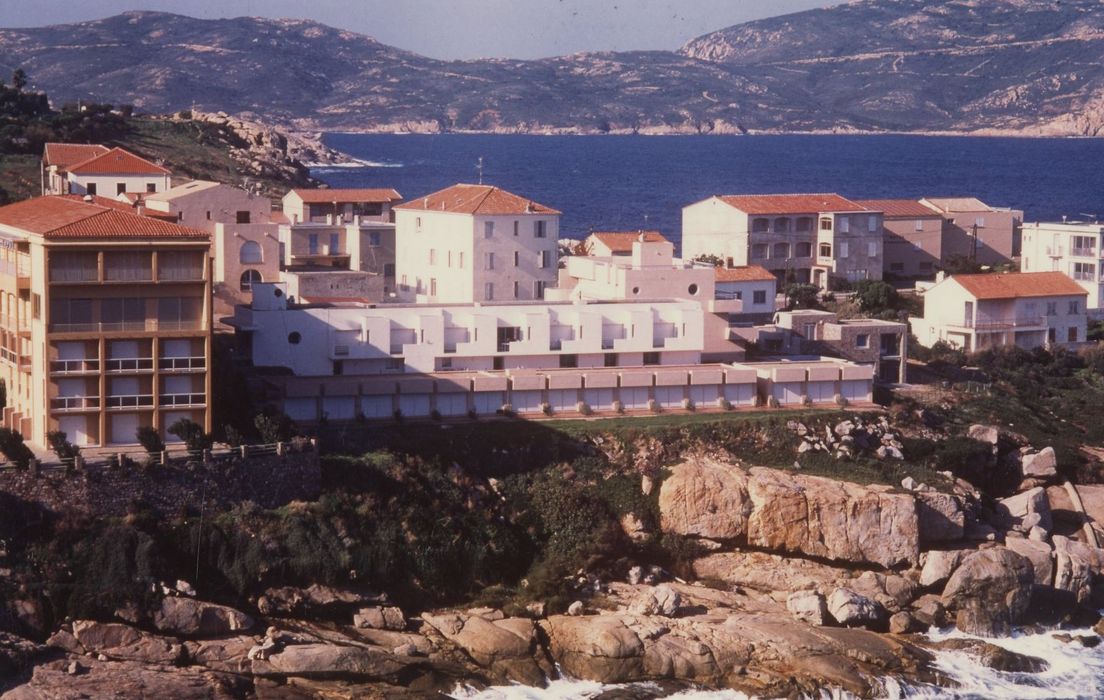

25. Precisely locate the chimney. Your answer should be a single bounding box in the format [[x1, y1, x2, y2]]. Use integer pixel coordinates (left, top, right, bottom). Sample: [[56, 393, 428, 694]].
[[525, 201, 533, 214], [936, 271, 946, 283]]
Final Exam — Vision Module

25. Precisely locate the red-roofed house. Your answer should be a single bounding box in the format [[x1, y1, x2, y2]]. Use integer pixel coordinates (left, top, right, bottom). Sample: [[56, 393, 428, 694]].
[[0, 195, 211, 447], [911, 271, 1087, 351], [43, 144, 172, 197], [582, 231, 667, 257], [393, 184, 561, 303], [682, 193, 884, 290]]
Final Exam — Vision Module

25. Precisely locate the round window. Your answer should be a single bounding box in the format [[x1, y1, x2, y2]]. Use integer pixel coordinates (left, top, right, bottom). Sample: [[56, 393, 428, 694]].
[[688, 283, 699, 296], [274, 287, 284, 298], [632, 286, 641, 295], [288, 332, 301, 344]]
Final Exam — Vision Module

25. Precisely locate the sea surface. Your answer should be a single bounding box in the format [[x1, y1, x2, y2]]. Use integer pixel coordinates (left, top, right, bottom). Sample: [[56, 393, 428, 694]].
[[317, 134, 1104, 253]]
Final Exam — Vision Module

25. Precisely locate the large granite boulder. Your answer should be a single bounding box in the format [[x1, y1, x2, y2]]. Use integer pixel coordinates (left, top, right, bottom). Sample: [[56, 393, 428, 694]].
[[420, 612, 542, 685], [1003, 537, 1055, 588], [658, 458, 751, 540], [941, 547, 1034, 637], [915, 492, 966, 544], [253, 643, 413, 681], [996, 487, 1052, 534], [151, 597, 254, 638], [66, 621, 185, 665]]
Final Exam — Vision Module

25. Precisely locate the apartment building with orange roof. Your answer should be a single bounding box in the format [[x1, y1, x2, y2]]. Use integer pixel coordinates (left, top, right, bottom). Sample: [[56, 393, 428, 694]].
[[681, 193, 884, 290], [0, 196, 212, 447], [393, 184, 561, 303], [42, 144, 172, 198]]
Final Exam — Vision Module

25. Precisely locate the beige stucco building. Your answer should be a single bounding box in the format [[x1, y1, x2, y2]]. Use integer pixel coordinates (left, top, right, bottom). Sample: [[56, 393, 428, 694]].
[[681, 194, 884, 290], [0, 196, 211, 447], [920, 197, 1023, 267], [394, 184, 560, 303], [910, 271, 1087, 352], [855, 199, 945, 278]]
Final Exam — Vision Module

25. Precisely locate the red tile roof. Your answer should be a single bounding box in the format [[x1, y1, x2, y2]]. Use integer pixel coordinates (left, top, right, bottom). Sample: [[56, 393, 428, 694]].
[[714, 265, 777, 283], [950, 272, 1087, 300], [58, 194, 137, 212], [855, 199, 941, 218], [43, 143, 110, 170], [0, 196, 208, 241], [587, 231, 667, 253], [289, 188, 402, 204], [716, 193, 868, 215], [67, 147, 171, 176], [395, 184, 560, 215]]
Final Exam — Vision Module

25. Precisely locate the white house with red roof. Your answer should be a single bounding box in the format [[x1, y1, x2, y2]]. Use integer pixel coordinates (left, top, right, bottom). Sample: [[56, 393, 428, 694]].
[[393, 184, 561, 303], [42, 144, 171, 197], [681, 193, 884, 291], [911, 271, 1087, 352]]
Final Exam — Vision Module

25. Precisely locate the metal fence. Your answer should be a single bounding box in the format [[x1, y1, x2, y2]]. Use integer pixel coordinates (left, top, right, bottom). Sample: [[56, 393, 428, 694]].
[[0, 439, 316, 473]]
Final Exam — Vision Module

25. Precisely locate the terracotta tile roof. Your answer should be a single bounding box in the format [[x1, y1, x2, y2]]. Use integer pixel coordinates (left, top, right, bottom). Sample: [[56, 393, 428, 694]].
[[0, 196, 208, 241], [714, 265, 777, 283], [58, 194, 137, 212], [950, 272, 1087, 300], [395, 184, 560, 215], [716, 193, 868, 215], [855, 199, 941, 218], [289, 188, 402, 203], [587, 231, 667, 252], [43, 143, 110, 169], [67, 147, 171, 176]]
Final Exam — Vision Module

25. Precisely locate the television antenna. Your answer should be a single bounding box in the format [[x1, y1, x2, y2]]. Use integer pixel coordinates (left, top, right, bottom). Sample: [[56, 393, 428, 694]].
[[476, 156, 484, 185]]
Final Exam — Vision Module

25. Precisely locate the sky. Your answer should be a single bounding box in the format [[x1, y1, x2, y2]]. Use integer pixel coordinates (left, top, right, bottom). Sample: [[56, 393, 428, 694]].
[[0, 0, 831, 60]]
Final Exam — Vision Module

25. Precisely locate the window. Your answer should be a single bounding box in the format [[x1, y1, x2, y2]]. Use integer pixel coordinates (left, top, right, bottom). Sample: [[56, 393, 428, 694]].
[[86, 183, 97, 196], [484, 221, 495, 239], [559, 354, 578, 368], [856, 334, 869, 348], [535, 221, 547, 238], [774, 218, 790, 233], [796, 217, 813, 232], [513, 221, 519, 236], [839, 241, 850, 258], [236, 211, 251, 224], [400, 274, 408, 290], [429, 278, 437, 296], [752, 218, 769, 233], [868, 215, 878, 232], [1070, 300, 1081, 314], [604, 353, 618, 367], [1073, 262, 1095, 281], [867, 241, 877, 257], [329, 233, 340, 255], [838, 217, 850, 234], [288, 332, 301, 344], [493, 356, 504, 370], [240, 269, 262, 291], [796, 242, 812, 258], [890, 262, 905, 272], [643, 352, 660, 365], [752, 243, 769, 259], [513, 281, 520, 298], [485, 252, 495, 270], [915, 220, 924, 232], [116, 182, 126, 196], [308, 234, 319, 255], [485, 283, 494, 300], [104, 252, 152, 281], [772, 242, 789, 259], [513, 251, 520, 267], [157, 297, 202, 330], [416, 217, 422, 232], [818, 242, 832, 257], [534, 280, 546, 298], [1047, 301, 1058, 316], [206, 211, 211, 221], [458, 252, 464, 269], [429, 248, 437, 265], [974, 216, 986, 228], [1072, 236, 1096, 256], [239, 241, 263, 264], [753, 290, 767, 305], [369, 231, 381, 247], [146, 183, 157, 193], [49, 252, 98, 282], [447, 251, 452, 267], [688, 283, 699, 296], [539, 250, 550, 268], [1069, 327, 1079, 342]]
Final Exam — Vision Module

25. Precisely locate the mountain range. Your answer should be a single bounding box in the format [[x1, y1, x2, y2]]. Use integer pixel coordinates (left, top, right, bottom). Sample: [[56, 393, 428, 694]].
[[1, 0, 1104, 136]]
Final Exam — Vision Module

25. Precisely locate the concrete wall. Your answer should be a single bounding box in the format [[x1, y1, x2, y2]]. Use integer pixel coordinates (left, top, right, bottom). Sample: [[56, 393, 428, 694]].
[[145, 184, 271, 232], [883, 216, 944, 278]]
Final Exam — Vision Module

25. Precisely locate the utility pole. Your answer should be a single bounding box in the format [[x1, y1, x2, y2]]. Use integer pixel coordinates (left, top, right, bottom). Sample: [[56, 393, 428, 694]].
[[971, 223, 978, 264], [476, 157, 484, 185]]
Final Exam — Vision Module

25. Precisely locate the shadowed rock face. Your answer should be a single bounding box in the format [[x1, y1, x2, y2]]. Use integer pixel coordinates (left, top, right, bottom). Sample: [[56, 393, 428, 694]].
[[3, 2, 1104, 135]]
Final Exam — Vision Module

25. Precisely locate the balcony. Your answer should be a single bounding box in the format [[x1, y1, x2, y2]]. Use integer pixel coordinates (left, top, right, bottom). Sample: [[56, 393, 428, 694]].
[[2, 253, 32, 289], [51, 396, 100, 412], [50, 359, 100, 375], [158, 356, 205, 371], [159, 392, 206, 408], [1071, 247, 1097, 258], [105, 357, 154, 373], [50, 319, 204, 334], [950, 317, 1045, 332], [105, 394, 154, 409]]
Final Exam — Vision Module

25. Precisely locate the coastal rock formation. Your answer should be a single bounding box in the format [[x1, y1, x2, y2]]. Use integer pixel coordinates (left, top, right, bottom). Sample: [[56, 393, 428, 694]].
[[941, 547, 1035, 637]]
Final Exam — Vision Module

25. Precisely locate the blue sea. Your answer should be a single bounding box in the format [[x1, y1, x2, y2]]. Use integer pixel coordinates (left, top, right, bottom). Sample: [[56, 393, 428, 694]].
[[317, 134, 1104, 253]]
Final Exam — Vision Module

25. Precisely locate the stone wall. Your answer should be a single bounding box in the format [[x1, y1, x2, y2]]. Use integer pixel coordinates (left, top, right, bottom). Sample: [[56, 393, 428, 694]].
[[0, 450, 320, 518]]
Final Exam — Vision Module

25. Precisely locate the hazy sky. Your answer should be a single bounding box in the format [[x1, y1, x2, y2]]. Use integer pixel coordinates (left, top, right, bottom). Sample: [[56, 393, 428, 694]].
[[1, 0, 831, 59]]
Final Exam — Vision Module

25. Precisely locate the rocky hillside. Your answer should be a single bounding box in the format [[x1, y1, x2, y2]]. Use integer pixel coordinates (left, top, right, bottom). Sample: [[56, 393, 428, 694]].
[[2, 2, 1104, 136]]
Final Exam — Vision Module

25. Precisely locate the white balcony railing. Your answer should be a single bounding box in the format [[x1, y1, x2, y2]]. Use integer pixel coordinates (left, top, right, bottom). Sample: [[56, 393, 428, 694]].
[[159, 393, 205, 407], [105, 357, 154, 373], [105, 394, 154, 409], [158, 356, 205, 371]]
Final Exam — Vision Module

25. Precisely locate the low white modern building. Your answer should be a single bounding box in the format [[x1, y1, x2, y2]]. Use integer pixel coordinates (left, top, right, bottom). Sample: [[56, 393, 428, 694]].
[[1021, 220, 1104, 315], [910, 271, 1088, 351], [393, 184, 561, 303]]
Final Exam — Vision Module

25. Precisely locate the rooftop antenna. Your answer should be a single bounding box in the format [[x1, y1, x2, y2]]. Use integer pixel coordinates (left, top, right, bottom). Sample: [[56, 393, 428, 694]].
[[1078, 213, 1099, 223], [477, 156, 484, 185], [643, 214, 649, 229]]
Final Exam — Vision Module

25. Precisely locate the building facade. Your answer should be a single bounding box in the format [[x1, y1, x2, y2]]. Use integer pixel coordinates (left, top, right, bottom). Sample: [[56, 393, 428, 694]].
[[772, 309, 908, 383], [920, 197, 1023, 266], [855, 199, 945, 278], [0, 196, 212, 447], [910, 271, 1087, 352], [43, 145, 172, 197], [1021, 221, 1104, 315], [681, 194, 884, 290], [394, 184, 561, 303]]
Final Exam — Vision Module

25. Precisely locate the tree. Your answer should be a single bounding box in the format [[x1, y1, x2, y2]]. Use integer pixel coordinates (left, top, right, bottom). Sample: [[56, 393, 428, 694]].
[[254, 412, 295, 444], [853, 280, 899, 315], [784, 283, 821, 310], [135, 426, 165, 456], [47, 430, 80, 460], [0, 428, 34, 469], [11, 68, 26, 91], [943, 254, 983, 275], [692, 254, 725, 267], [168, 419, 212, 452]]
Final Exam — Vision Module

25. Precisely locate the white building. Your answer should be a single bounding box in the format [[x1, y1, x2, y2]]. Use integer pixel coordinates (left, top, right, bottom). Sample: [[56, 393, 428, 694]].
[[393, 184, 561, 304], [43, 145, 171, 197], [1021, 221, 1104, 315], [910, 271, 1088, 352], [681, 193, 884, 290]]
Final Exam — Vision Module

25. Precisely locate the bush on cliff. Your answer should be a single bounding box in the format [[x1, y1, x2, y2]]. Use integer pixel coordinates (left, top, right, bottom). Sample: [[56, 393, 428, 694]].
[[0, 428, 34, 469]]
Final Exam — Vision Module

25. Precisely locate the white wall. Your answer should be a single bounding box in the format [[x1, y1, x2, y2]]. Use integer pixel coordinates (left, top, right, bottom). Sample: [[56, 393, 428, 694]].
[[68, 173, 170, 196]]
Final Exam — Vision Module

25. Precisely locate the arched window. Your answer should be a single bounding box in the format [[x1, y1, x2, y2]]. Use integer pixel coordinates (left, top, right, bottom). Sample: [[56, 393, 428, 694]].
[[240, 269, 262, 292], [239, 241, 263, 264]]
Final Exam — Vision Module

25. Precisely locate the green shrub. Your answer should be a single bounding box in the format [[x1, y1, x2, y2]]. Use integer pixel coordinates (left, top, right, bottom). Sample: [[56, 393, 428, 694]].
[[0, 427, 33, 469], [168, 418, 212, 452], [135, 426, 165, 455], [46, 430, 80, 460]]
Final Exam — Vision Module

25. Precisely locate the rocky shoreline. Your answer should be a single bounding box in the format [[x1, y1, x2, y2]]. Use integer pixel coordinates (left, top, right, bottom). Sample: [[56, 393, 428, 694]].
[[3, 414, 1104, 698]]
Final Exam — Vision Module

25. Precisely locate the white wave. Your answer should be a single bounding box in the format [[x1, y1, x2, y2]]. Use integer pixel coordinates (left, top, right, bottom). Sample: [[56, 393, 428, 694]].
[[306, 159, 404, 170]]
